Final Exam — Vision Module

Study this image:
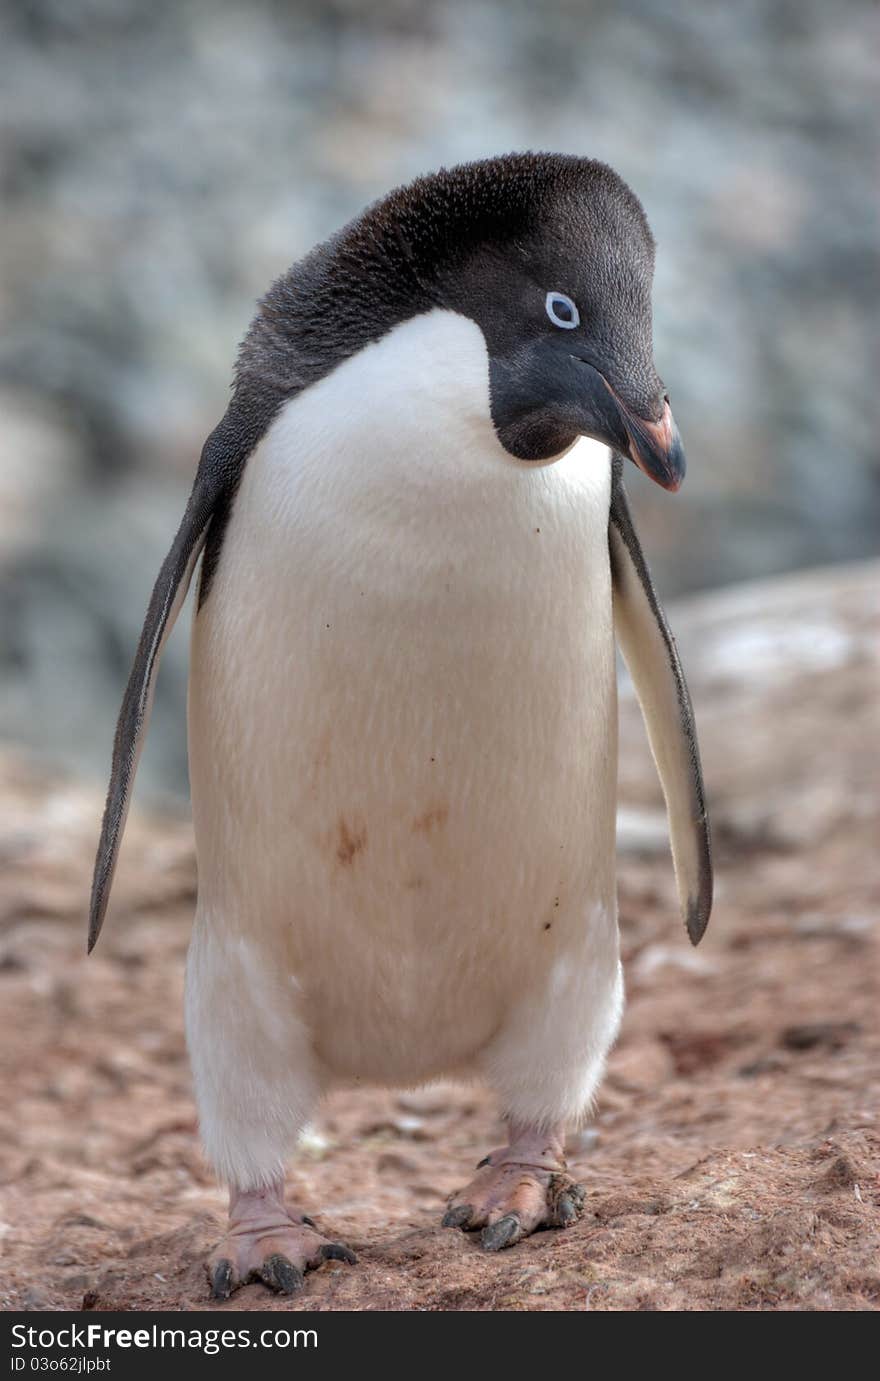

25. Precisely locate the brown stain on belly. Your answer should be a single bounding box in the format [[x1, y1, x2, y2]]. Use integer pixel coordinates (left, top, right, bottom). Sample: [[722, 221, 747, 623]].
[[336, 817, 367, 866], [412, 803, 449, 835], [541, 895, 561, 933]]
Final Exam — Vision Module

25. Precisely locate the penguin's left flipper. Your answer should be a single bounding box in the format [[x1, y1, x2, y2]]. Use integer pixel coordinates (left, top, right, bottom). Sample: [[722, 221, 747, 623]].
[[88, 407, 255, 953], [609, 457, 713, 945]]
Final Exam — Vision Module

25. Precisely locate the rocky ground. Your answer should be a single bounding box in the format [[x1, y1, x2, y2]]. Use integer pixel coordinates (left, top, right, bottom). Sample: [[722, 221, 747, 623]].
[[1, 561, 878, 1312]]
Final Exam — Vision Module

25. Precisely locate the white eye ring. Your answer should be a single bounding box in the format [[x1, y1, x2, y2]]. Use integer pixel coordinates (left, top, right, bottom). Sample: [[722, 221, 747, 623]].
[[545, 291, 580, 329]]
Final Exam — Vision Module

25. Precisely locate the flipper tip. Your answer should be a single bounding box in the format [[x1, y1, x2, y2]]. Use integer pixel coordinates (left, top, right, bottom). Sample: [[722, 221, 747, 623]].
[[86, 897, 105, 954], [686, 893, 711, 947]]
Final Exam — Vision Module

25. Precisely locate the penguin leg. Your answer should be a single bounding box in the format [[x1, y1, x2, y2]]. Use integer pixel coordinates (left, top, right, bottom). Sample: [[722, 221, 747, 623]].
[[185, 919, 357, 1298], [442, 1122, 585, 1249], [206, 1180, 357, 1301], [445, 936, 624, 1249]]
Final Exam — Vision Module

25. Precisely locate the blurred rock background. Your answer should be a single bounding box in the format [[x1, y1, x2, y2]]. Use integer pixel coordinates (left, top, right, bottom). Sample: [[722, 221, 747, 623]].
[[1, 0, 877, 797]]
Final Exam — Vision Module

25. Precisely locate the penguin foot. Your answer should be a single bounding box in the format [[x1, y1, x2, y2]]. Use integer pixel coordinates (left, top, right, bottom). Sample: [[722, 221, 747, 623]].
[[207, 1181, 356, 1300], [442, 1122, 585, 1250]]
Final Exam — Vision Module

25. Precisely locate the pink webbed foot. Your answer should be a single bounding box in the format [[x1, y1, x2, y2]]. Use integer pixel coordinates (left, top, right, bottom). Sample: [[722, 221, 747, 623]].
[[207, 1181, 356, 1300], [442, 1123, 585, 1250]]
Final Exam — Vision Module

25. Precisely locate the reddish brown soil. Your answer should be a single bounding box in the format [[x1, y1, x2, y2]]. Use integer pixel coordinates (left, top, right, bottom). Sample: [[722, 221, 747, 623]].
[[1, 563, 878, 1312]]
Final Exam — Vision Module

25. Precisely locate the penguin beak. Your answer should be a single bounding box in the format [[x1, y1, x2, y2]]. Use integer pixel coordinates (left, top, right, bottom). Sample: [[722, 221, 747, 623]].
[[599, 378, 686, 493], [568, 353, 687, 492]]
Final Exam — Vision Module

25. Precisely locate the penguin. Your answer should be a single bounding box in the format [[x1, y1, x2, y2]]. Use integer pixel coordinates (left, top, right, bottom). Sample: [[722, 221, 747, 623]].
[[89, 153, 711, 1300]]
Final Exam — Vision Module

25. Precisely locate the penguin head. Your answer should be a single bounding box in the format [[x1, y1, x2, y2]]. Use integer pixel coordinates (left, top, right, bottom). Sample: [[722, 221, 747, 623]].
[[420, 154, 685, 488], [242, 152, 684, 489]]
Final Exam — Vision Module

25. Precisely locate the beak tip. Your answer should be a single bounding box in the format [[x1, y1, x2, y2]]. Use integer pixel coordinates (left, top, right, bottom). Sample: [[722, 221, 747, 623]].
[[663, 456, 686, 492], [625, 402, 686, 493], [594, 373, 687, 493]]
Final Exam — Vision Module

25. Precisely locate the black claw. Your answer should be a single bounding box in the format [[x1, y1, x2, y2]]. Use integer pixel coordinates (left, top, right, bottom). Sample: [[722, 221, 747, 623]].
[[553, 1180, 586, 1227], [319, 1242, 358, 1265], [555, 1193, 579, 1226], [261, 1253, 304, 1295], [210, 1259, 235, 1301], [475, 1155, 492, 1169], [481, 1213, 521, 1252], [442, 1204, 473, 1230]]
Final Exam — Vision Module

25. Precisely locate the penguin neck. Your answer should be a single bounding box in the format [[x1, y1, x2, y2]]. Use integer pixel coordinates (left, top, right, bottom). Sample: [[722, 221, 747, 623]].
[[261, 309, 610, 544], [278, 310, 576, 498]]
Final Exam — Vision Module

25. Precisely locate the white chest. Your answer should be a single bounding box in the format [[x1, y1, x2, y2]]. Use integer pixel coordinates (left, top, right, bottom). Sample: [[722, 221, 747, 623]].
[[220, 309, 612, 648], [189, 311, 618, 1080]]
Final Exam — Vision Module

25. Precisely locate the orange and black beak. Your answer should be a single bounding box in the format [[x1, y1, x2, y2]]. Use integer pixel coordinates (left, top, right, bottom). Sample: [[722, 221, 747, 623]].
[[599, 378, 686, 493], [557, 348, 687, 492], [486, 338, 688, 485]]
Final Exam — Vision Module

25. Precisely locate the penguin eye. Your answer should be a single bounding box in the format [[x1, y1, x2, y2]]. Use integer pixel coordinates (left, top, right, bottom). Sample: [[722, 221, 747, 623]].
[[545, 291, 580, 330]]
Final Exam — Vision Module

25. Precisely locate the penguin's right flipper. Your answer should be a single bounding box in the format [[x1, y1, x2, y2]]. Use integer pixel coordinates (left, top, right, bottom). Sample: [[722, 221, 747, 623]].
[[608, 457, 713, 945], [88, 408, 256, 953]]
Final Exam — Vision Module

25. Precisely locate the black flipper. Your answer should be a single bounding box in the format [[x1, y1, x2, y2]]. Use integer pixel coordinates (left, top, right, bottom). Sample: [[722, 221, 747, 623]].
[[88, 406, 264, 952], [609, 457, 713, 944]]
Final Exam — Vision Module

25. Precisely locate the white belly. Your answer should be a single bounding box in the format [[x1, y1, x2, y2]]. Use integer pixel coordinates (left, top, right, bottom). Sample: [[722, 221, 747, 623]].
[[188, 311, 618, 1086]]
